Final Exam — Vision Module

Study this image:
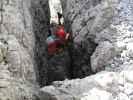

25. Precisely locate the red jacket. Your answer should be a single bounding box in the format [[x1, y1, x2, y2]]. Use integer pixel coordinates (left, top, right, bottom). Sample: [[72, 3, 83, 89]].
[[47, 42, 57, 55], [47, 26, 67, 55]]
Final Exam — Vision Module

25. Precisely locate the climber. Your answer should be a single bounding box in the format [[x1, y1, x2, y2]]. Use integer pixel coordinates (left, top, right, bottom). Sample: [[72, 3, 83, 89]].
[[46, 13, 70, 55]]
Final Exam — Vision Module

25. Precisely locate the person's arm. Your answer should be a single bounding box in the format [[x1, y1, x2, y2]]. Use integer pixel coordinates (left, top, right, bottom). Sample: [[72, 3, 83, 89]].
[[65, 33, 70, 40]]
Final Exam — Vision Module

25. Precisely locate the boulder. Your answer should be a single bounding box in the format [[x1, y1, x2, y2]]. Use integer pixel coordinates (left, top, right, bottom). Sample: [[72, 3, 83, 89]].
[[91, 41, 115, 72], [81, 88, 113, 100]]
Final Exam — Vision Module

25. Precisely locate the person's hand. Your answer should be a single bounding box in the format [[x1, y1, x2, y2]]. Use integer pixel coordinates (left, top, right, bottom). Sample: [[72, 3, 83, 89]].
[[65, 33, 70, 40]]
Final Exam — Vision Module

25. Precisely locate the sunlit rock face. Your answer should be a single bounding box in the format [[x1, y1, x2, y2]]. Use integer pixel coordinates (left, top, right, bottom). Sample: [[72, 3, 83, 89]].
[[0, 0, 36, 82], [104, 0, 133, 72], [39, 0, 133, 100], [0, 0, 38, 99]]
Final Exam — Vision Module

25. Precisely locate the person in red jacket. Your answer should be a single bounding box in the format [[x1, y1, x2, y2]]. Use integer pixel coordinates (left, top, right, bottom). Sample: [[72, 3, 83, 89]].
[[46, 25, 70, 55], [46, 14, 70, 55]]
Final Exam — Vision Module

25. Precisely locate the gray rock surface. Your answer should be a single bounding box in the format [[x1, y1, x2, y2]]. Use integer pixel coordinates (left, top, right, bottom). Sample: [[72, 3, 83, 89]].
[[60, 0, 117, 77], [0, 0, 36, 82], [91, 41, 115, 72], [40, 71, 133, 100], [30, 0, 50, 86], [0, 0, 39, 99]]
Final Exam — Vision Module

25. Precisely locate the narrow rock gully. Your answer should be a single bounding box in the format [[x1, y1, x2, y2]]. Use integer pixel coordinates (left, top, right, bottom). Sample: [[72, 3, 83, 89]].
[[31, 0, 97, 87]]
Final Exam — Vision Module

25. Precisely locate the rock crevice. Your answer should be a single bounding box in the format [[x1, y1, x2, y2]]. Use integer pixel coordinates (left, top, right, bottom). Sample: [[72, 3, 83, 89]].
[[31, 0, 98, 86]]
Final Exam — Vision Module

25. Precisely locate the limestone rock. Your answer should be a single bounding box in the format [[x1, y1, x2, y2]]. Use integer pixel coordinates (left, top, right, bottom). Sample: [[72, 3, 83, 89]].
[[0, 0, 37, 99], [81, 88, 113, 100], [91, 41, 115, 72], [93, 72, 119, 90], [39, 76, 97, 100], [114, 93, 130, 100], [40, 70, 133, 100], [60, 0, 118, 77]]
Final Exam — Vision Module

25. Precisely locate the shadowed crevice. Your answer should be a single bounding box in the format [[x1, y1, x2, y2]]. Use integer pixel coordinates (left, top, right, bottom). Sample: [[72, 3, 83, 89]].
[[30, 0, 97, 87]]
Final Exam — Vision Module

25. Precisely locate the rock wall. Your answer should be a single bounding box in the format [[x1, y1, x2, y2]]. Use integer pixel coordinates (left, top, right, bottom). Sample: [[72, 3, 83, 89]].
[[0, 0, 38, 99], [30, 0, 50, 86], [0, 0, 36, 82], [61, 0, 116, 77], [40, 70, 133, 100]]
